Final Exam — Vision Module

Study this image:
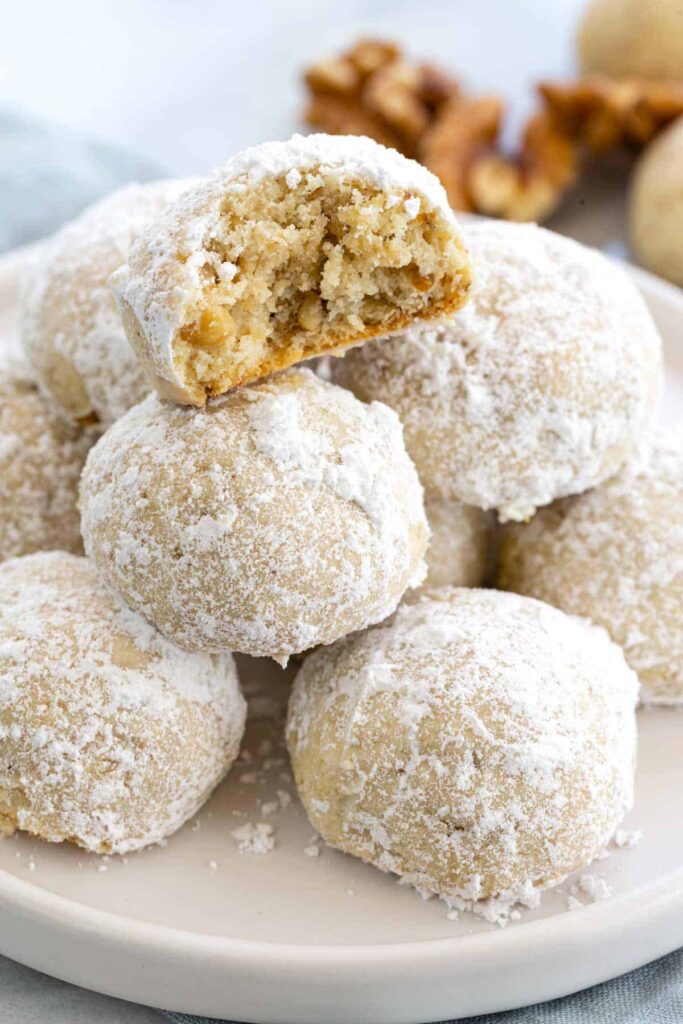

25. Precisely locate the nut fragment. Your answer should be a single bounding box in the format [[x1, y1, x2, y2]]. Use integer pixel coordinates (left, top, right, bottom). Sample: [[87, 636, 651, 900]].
[[297, 293, 324, 331], [183, 306, 236, 350]]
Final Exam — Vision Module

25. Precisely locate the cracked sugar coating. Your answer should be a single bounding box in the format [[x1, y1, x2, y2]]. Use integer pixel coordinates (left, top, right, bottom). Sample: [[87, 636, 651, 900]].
[[0, 360, 97, 561], [499, 430, 683, 705], [288, 587, 638, 902], [416, 491, 497, 594], [80, 368, 429, 661], [111, 133, 471, 406], [333, 219, 662, 521], [22, 180, 192, 427], [0, 552, 245, 854]]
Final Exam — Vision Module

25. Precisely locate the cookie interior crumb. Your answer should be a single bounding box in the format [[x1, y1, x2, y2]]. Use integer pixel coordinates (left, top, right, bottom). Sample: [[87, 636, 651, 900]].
[[170, 171, 469, 400]]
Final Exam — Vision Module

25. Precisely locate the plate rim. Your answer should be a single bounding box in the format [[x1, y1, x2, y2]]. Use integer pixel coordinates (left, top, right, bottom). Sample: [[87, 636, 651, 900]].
[[0, 247, 681, 1021]]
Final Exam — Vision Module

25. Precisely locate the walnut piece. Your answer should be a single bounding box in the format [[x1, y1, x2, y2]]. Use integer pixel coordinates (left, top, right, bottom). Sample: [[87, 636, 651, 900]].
[[303, 38, 459, 158], [302, 39, 681, 223], [539, 77, 683, 152]]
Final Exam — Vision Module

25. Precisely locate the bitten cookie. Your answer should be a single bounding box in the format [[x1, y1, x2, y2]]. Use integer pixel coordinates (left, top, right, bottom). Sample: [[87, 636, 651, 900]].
[[22, 180, 191, 426], [0, 552, 245, 854], [288, 587, 637, 903], [80, 369, 428, 662], [111, 134, 471, 406], [499, 430, 683, 704], [333, 219, 662, 521]]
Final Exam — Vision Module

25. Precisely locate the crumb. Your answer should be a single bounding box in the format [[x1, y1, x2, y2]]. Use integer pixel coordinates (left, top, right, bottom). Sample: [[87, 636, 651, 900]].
[[303, 844, 320, 857], [566, 895, 583, 911], [613, 828, 642, 849], [575, 874, 613, 902], [231, 822, 275, 855], [209, 860, 218, 872], [239, 771, 260, 784]]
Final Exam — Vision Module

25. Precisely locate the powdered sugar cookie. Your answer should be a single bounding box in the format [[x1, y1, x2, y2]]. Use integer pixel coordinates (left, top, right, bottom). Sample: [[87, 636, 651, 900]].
[[629, 116, 683, 287], [333, 220, 662, 521], [288, 587, 637, 904], [0, 551, 245, 854], [80, 369, 428, 662], [499, 430, 683, 704], [0, 360, 96, 561], [418, 491, 496, 592], [111, 134, 471, 406], [22, 180, 192, 426]]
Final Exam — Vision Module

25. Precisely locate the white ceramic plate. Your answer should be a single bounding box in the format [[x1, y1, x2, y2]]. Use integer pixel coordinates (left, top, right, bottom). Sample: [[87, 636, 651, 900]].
[[0, 248, 681, 1024]]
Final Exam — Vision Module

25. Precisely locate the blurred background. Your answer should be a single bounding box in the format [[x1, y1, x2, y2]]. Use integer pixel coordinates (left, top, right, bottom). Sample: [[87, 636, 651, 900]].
[[1, 0, 585, 171], [2, 0, 682, 280], [0, 0, 586, 247]]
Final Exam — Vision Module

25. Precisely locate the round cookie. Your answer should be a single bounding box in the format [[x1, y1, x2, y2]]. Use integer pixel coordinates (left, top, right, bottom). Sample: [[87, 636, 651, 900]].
[[418, 491, 496, 592], [0, 360, 96, 561], [80, 368, 429, 662], [0, 551, 245, 854], [288, 587, 637, 903], [629, 116, 683, 287], [499, 431, 683, 704], [22, 179, 191, 427], [578, 0, 683, 79], [111, 133, 471, 406], [333, 220, 662, 521]]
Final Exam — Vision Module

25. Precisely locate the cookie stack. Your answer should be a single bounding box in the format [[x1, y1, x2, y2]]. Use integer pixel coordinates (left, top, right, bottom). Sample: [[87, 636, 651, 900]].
[[0, 132, 678, 914]]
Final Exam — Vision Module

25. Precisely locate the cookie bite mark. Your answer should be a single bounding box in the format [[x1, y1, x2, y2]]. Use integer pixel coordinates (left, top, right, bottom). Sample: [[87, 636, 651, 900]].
[[112, 134, 471, 406]]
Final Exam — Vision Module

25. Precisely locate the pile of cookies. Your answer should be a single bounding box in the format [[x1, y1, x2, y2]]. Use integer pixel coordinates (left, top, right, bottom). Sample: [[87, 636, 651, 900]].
[[0, 132, 679, 915]]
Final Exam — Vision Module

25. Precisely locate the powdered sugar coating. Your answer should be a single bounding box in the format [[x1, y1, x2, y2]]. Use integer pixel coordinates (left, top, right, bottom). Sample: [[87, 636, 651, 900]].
[[0, 359, 97, 561], [214, 134, 457, 209], [500, 430, 683, 704], [333, 220, 662, 520], [80, 369, 428, 661], [0, 552, 245, 854], [288, 587, 637, 902], [110, 134, 464, 405], [416, 491, 497, 593], [21, 180, 193, 426]]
